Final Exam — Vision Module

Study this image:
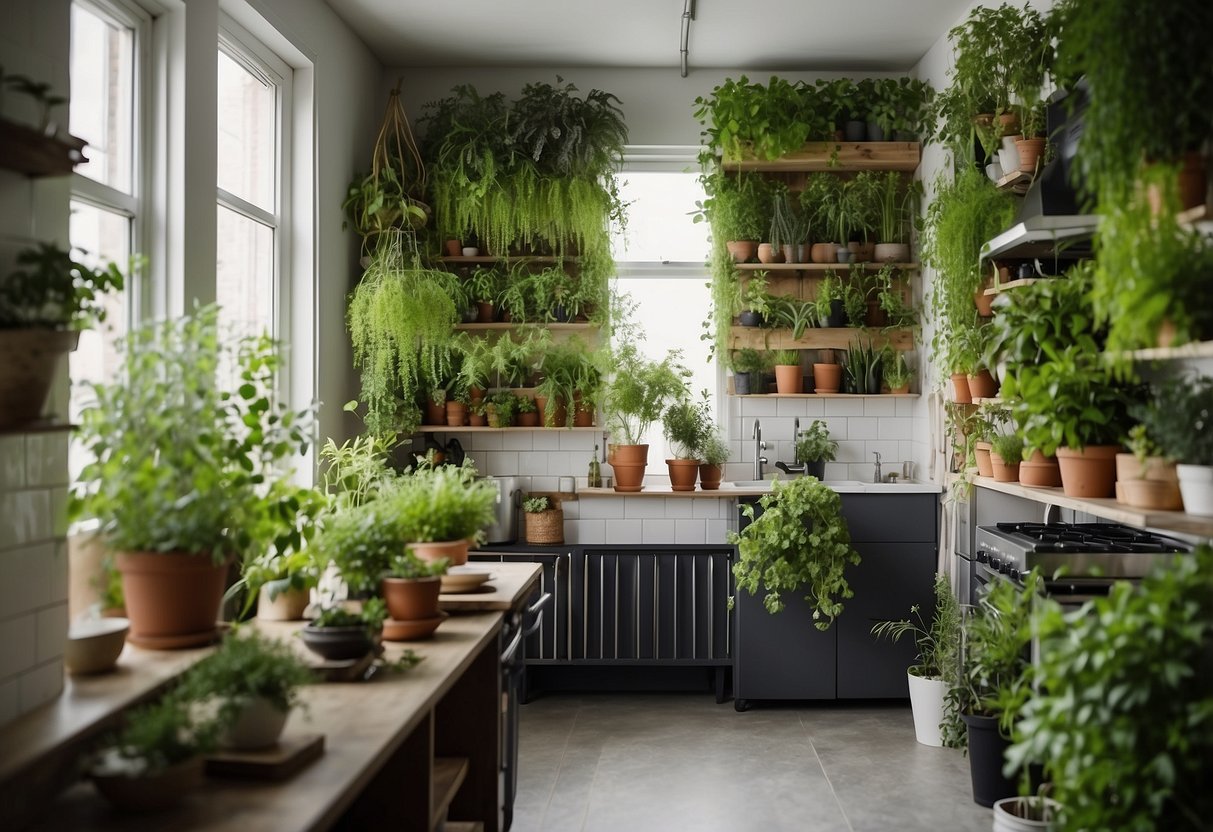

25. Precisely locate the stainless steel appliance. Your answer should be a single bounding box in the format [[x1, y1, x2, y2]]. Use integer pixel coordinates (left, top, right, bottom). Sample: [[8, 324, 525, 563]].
[[500, 591, 550, 830], [974, 522, 1191, 604], [482, 476, 521, 544]]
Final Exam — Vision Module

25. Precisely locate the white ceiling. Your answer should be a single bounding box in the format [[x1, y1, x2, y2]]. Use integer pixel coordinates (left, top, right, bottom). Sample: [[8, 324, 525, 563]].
[[323, 0, 972, 71]]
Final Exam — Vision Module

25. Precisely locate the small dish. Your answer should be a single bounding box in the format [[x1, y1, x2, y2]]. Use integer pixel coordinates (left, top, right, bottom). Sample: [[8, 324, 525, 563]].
[[66, 617, 129, 675]]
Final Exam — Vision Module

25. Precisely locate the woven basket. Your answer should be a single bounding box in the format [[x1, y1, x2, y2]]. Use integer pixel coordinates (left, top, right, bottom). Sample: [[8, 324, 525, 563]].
[[525, 508, 564, 545]]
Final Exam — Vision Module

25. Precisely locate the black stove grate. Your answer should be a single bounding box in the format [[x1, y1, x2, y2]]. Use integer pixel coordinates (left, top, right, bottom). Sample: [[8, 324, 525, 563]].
[[993, 522, 1188, 554]]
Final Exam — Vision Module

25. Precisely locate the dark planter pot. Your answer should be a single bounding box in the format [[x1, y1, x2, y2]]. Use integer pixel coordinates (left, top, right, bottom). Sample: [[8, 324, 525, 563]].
[[866, 121, 886, 141], [844, 120, 867, 142], [824, 299, 846, 329], [962, 713, 1016, 808], [461, 305, 479, 323], [866, 365, 884, 395], [552, 305, 573, 323], [738, 310, 764, 327], [300, 624, 376, 661], [803, 460, 826, 480], [734, 372, 752, 395]]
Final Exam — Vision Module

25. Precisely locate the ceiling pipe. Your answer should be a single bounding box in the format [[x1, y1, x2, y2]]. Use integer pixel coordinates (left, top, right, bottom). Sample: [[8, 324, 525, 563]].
[[680, 0, 696, 77]]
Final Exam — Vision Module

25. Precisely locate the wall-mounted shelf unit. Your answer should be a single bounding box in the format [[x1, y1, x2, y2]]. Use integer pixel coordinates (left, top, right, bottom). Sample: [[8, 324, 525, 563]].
[[728, 326, 915, 351], [416, 425, 601, 433], [0, 118, 87, 177], [983, 277, 1042, 296], [437, 255, 576, 265], [721, 142, 921, 173], [729, 393, 919, 399], [453, 322, 596, 333], [736, 262, 919, 272]]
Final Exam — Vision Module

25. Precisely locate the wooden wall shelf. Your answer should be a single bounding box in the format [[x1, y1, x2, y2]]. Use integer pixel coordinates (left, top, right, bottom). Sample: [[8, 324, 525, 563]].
[[0, 118, 87, 177], [736, 262, 919, 272], [729, 393, 919, 399], [983, 277, 1042, 296], [721, 141, 921, 172], [1122, 340, 1213, 361], [728, 325, 915, 351], [437, 255, 575, 264], [416, 425, 601, 433], [454, 322, 596, 332], [994, 168, 1033, 194]]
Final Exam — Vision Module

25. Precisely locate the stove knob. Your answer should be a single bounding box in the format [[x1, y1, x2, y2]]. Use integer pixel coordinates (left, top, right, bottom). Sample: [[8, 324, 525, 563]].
[[976, 551, 988, 564], [989, 556, 1001, 571], [1007, 566, 1020, 581]]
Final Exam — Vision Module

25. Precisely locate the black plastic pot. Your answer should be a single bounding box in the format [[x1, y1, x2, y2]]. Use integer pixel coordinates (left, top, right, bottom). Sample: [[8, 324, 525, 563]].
[[866, 121, 886, 141], [301, 625, 375, 661], [866, 365, 884, 395], [734, 372, 752, 395], [844, 120, 867, 142], [825, 299, 846, 328], [552, 305, 573, 323], [803, 460, 826, 479], [962, 713, 1016, 808], [738, 310, 764, 327]]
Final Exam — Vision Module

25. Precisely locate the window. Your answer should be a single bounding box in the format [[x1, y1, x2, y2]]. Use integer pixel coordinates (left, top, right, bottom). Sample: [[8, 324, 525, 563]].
[[68, 0, 145, 478], [215, 26, 290, 343], [610, 168, 715, 458]]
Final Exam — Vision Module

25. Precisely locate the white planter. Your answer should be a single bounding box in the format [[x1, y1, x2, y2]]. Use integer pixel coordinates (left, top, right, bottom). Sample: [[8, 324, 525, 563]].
[[1177, 464, 1213, 516], [221, 696, 290, 750], [992, 797, 1060, 831], [907, 671, 947, 747]]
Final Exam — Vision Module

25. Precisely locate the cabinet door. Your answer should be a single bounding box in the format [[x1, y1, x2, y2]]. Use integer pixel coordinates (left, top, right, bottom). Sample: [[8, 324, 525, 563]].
[[471, 552, 572, 661], [733, 585, 837, 700], [835, 542, 935, 698]]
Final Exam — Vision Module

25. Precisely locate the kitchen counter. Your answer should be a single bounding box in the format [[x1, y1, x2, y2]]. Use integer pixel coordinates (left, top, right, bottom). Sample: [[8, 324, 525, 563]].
[[440, 561, 542, 612], [577, 480, 944, 498]]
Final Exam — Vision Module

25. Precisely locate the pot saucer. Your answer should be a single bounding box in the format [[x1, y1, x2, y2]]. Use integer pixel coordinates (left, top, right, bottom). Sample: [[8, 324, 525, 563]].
[[383, 612, 448, 641]]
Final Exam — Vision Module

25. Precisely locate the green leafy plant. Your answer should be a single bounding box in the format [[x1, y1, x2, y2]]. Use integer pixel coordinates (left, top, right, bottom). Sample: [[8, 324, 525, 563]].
[[71, 306, 314, 563], [794, 420, 837, 464], [385, 551, 448, 579], [522, 495, 551, 513], [990, 433, 1024, 464], [663, 391, 712, 460], [311, 597, 388, 634], [699, 430, 731, 467], [1133, 375, 1213, 465], [869, 172, 920, 245], [693, 75, 817, 161], [729, 348, 770, 375], [841, 274, 869, 329], [603, 342, 690, 445], [768, 295, 817, 340], [1006, 546, 1213, 831], [871, 572, 962, 680], [697, 171, 772, 243], [769, 349, 799, 367], [534, 336, 599, 427], [768, 185, 809, 250], [729, 477, 860, 630], [0, 242, 127, 329], [883, 351, 914, 390], [987, 262, 1104, 372], [388, 463, 498, 545], [183, 630, 312, 726], [813, 270, 846, 325], [91, 692, 221, 777], [799, 174, 842, 243]]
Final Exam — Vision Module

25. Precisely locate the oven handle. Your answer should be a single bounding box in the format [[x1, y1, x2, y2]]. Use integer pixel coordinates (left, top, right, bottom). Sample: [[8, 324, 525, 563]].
[[501, 627, 524, 665], [522, 592, 552, 638]]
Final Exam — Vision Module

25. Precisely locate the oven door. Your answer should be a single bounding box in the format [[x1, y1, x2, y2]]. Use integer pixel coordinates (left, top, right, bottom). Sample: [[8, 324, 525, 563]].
[[974, 562, 1131, 610]]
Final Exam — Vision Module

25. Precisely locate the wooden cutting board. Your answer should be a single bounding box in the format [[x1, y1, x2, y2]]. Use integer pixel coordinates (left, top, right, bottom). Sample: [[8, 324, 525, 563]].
[[205, 733, 325, 781]]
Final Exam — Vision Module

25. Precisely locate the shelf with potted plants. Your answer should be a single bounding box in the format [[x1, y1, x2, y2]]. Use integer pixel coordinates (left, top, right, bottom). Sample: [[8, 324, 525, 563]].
[[0, 72, 88, 178]]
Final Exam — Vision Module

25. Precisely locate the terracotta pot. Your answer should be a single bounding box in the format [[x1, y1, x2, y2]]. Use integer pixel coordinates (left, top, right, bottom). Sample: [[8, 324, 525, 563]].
[[115, 551, 230, 649], [989, 452, 1020, 483], [1177, 151, 1208, 210], [997, 111, 1021, 134], [256, 585, 309, 621], [0, 329, 80, 430], [444, 239, 462, 256], [409, 539, 470, 567], [533, 395, 567, 428], [888, 384, 911, 395], [810, 242, 838, 264], [475, 301, 495, 323], [756, 243, 783, 264], [573, 398, 595, 427], [1015, 137, 1047, 173], [609, 444, 648, 492], [516, 411, 540, 427], [781, 244, 797, 263], [951, 373, 973, 404], [445, 401, 467, 427], [699, 463, 723, 490], [1115, 454, 1183, 510], [975, 288, 995, 317], [468, 412, 487, 427], [382, 576, 442, 621], [812, 363, 842, 394], [726, 241, 757, 262], [424, 399, 446, 425], [774, 363, 803, 394], [1019, 450, 1062, 488], [1056, 445, 1120, 498], [967, 369, 999, 400], [874, 242, 909, 263], [848, 241, 875, 263], [666, 458, 700, 491], [92, 756, 204, 812], [974, 442, 994, 478]]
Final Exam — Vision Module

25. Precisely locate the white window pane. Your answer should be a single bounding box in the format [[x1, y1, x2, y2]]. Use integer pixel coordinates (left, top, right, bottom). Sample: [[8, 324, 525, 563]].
[[216, 204, 274, 338], [614, 276, 714, 457], [611, 172, 710, 262], [70, 3, 134, 193], [217, 49, 276, 211], [68, 201, 130, 480]]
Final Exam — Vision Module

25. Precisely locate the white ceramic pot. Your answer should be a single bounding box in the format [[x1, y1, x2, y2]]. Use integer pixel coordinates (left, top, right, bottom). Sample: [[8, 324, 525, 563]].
[[986, 161, 1003, 181], [257, 584, 310, 621], [907, 670, 947, 747], [998, 147, 1019, 177], [221, 697, 290, 750], [1176, 464, 1213, 516], [992, 796, 1060, 831]]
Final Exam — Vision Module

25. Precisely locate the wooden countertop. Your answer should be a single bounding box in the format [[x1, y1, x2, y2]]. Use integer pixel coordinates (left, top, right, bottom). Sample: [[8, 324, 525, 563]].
[[26, 612, 504, 831], [440, 562, 542, 612]]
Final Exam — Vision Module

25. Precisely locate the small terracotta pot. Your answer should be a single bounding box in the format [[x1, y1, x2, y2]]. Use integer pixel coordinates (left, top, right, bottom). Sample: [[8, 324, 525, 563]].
[[409, 539, 470, 567], [967, 369, 999, 400], [609, 444, 649, 492], [444, 239, 462, 257], [756, 243, 783, 264], [781, 244, 797, 263], [573, 399, 595, 427], [468, 412, 487, 427], [699, 463, 722, 490], [424, 399, 447, 425], [445, 401, 467, 427], [774, 363, 803, 394], [1019, 450, 1062, 488], [975, 289, 995, 317], [1177, 151, 1208, 210], [989, 452, 1020, 483], [116, 551, 230, 649], [382, 576, 442, 621], [974, 442, 994, 478], [812, 363, 842, 394], [515, 411, 539, 427], [1015, 137, 1047, 173], [874, 242, 909, 263], [476, 302, 495, 323], [1114, 453, 1183, 510], [534, 395, 567, 428], [726, 241, 757, 262], [848, 241, 875, 263], [810, 242, 838, 264], [888, 384, 911, 395], [951, 373, 973, 404], [1056, 445, 1120, 498], [666, 459, 700, 491]]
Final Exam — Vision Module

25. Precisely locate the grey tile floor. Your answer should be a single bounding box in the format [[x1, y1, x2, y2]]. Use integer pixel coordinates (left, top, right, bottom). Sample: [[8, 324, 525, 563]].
[[514, 694, 992, 832]]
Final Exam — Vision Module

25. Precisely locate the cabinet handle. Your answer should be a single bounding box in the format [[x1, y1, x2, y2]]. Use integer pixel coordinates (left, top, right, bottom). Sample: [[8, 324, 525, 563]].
[[501, 627, 524, 665]]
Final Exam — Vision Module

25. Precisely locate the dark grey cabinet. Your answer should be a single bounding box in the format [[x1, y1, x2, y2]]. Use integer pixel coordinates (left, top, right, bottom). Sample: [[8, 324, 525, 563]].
[[734, 493, 939, 705], [471, 551, 574, 661]]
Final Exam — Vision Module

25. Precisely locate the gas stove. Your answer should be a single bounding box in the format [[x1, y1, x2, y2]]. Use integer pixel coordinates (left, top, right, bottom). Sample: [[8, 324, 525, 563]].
[[975, 522, 1191, 582]]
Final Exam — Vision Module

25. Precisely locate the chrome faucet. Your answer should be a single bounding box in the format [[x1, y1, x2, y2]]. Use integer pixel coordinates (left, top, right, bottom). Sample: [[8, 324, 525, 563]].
[[753, 419, 768, 481], [873, 451, 883, 483], [793, 416, 800, 447]]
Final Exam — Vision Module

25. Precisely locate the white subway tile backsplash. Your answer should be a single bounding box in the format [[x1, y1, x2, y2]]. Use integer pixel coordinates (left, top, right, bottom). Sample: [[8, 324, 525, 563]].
[[574, 519, 606, 544], [824, 398, 866, 417], [17, 659, 63, 713], [531, 431, 561, 451], [848, 418, 879, 440], [777, 398, 824, 418], [465, 451, 489, 473], [558, 431, 597, 451], [706, 519, 729, 543], [879, 419, 913, 441], [693, 499, 725, 519], [560, 499, 580, 519], [824, 462, 850, 480], [580, 497, 626, 520], [896, 398, 917, 418], [0, 490, 51, 549], [35, 603, 67, 663], [0, 542, 54, 618], [675, 519, 707, 544], [485, 451, 520, 473], [607, 519, 643, 544], [501, 432, 534, 452], [0, 615, 36, 678], [470, 432, 503, 451], [0, 436, 24, 490], [821, 417, 849, 441], [836, 440, 866, 463], [663, 499, 694, 519], [866, 440, 902, 463], [722, 463, 750, 482], [739, 398, 779, 417], [530, 476, 558, 493], [641, 519, 676, 543], [516, 451, 549, 476], [624, 499, 668, 519], [863, 397, 897, 418]]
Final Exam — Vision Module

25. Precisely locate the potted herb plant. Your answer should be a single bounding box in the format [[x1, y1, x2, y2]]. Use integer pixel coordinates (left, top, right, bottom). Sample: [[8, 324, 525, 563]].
[[603, 343, 690, 492], [523, 495, 564, 545], [486, 390, 518, 428], [771, 349, 803, 394], [1138, 375, 1213, 516], [813, 348, 843, 395], [870, 573, 961, 747], [768, 295, 817, 341], [793, 420, 838, 480], [663, 393, 712, 491], [870, 172, 919, 263], [301, 598, 387, 662], [381, 551, 449, 641], [515, 395, 540, 427], [738, 275, 772, 327], [697, 172, 772, 263], [0, 241, 125, 429], [813, 270, 847, 328], [1114, 423, 1183, 511], [801, 174, 841, 264], [884, 351, 914, 394], [72, 306, 315, 649], [384, 464, 498, 564], [183, 630, 312, 750], [989, 434, 1024, 484], [729, 477, 860, 631], [730, 348, 769, 396], [698, 429, 730, 491]]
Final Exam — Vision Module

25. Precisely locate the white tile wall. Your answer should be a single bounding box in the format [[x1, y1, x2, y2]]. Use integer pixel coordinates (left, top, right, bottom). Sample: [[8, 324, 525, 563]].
[[0, 431, 70, 728]]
